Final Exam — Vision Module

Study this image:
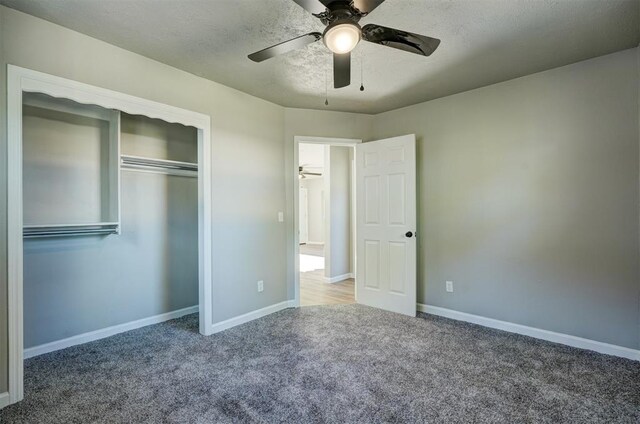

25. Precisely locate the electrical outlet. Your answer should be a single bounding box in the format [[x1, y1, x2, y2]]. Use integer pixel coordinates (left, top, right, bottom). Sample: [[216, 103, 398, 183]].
[[278, 212, 284, 222], [257, 280, 264, 292], [446, 281, 453, 292]]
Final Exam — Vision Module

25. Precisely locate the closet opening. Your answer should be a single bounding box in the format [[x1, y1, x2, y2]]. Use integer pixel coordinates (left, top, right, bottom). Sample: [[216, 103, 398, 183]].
[[21, 95, 201, 361], [5, 67, 214, 406]]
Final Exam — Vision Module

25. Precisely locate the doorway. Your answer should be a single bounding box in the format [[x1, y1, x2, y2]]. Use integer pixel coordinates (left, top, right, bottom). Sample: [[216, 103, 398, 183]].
[[294, 137, 360, 307], [293, 134, 418, 316]]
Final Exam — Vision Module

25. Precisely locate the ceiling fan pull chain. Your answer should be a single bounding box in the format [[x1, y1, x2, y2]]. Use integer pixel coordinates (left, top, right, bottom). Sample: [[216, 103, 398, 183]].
[[360, 51, 365, 92], [325, 60, 329, 106]]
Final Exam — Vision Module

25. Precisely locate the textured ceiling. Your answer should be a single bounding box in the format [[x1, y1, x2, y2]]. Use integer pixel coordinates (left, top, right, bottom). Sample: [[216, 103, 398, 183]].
[[2, 0, 639, 114]]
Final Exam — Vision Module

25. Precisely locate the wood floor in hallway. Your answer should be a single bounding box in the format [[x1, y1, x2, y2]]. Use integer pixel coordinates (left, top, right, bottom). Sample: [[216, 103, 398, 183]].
[[300, 269, 355, 306], [299, 244, 354, 306]]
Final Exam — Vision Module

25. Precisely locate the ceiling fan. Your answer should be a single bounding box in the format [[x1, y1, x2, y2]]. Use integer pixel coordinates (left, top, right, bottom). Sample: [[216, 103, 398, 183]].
[[248, 0, 441, 89], [299, 165, 322, 179]]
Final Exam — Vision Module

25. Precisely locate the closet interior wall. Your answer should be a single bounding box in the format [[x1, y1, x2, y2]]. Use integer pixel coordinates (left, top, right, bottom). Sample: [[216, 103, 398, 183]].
[[23, 98, 199, 350]]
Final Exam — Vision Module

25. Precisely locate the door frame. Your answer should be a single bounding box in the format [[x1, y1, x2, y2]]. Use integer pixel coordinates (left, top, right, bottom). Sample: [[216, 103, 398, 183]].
[[6, 65, 214, 405], [292, 136, 361, 307]]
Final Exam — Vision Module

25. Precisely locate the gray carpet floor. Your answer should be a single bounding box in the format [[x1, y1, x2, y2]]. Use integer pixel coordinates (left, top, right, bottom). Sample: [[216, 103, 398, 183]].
[[1, 304, 639, 423]]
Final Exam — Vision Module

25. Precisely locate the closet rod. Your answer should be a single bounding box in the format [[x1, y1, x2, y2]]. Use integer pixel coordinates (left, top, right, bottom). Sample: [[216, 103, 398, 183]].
[[121, 155, 198, 171], [24, 229, 117, 239], [24, 223, 119, 238]]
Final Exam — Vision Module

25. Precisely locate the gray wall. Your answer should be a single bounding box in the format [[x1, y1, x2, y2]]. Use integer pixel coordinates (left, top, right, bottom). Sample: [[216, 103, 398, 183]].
[[372, 48, 640, 349], [24, 173, 198, 347], [22, 104, 110, 225], [120, 113, 198, 163], [325, 146, 352, 278]]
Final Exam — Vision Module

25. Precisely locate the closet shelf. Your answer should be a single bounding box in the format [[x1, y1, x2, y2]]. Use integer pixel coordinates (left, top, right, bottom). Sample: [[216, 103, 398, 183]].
[[121, 155, 198, 177], [23, 223, 119, 239]]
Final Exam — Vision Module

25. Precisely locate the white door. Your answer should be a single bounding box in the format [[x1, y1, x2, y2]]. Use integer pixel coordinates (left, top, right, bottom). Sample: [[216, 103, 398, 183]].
[[299, 187, 309, 244], [355, 134, 416, 316]]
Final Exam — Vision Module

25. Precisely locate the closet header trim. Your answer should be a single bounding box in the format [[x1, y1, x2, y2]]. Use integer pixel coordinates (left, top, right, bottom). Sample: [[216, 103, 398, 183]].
[[17, 67, 209, 129]]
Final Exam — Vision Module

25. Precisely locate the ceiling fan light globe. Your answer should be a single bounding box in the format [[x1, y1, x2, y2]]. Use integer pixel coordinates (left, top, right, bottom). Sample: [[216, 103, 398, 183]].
[[324, 23, 361, 54]]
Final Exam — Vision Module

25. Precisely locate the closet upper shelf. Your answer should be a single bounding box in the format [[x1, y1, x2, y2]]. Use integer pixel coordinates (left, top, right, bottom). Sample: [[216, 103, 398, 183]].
[[22, 92, 121, 237], [121, 154, 198, 178]]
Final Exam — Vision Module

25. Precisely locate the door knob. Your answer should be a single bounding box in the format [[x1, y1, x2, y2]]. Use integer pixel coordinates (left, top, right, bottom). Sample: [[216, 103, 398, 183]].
[[405, 231, 413, 238]]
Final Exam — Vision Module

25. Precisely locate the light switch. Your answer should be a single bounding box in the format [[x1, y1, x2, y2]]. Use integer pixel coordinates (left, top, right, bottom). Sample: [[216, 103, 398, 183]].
[[278, 212, 284, 222]]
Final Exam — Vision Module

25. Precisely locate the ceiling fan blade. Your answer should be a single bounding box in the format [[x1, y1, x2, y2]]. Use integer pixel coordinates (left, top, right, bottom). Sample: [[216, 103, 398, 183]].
[[362, 24, 440, 56], [333, 52, 351, 89], [291, 0, 327, 14], [352, 0, 386, 14], [248, 32, 322, 62]]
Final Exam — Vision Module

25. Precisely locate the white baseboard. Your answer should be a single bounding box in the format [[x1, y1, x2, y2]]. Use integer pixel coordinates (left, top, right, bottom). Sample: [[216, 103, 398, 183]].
[[0, 392, 9, 409], [24, 305, 199, 359], [324, 273, 353, 284], [418, 304, 640, 361], [209, 300, 296, 334]]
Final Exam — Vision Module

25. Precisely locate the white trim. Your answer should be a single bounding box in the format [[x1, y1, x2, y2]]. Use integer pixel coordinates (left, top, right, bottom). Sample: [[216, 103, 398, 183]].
[[324, 273, 354, 284], [305, 241, 324, 246], [197, 124, 213, 336], [293, 136, 361, 308], [23, 91, 115, 121], [295, 136, 362, 146], [209, 301, 296, 334], [24, 306, 198, 359], [0, 392, 9, 410], [418, 304, 640, 361], [7, 65, 214, 405], [14, 66, 209, 127], [7, 64, 24, 405]]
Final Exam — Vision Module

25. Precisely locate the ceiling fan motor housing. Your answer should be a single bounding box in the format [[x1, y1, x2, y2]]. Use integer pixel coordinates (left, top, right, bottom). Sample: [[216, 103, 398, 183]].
[[316, 1, 364, 26], [319, 1, 366, 54]]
